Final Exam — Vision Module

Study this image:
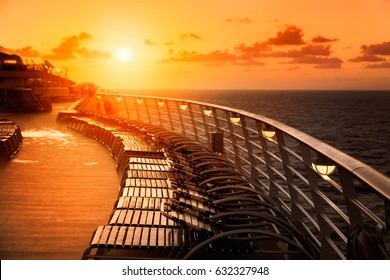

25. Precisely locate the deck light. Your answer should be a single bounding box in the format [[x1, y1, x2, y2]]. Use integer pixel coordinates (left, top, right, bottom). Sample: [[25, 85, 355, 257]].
[[158, 100, 165, 107], [180, 103, 188, 110], [262, 124, 276, 139], [136, 98, 143, 104], [312, 155, 336, 176], [203, 107, 213, 116], [229, 113, 241, 124], [96, 95, 101, 99], [116, 97, 122, 102]]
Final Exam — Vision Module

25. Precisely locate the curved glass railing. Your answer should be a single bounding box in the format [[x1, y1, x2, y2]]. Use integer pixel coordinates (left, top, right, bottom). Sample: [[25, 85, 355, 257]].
[[77, 93, 390, 259]]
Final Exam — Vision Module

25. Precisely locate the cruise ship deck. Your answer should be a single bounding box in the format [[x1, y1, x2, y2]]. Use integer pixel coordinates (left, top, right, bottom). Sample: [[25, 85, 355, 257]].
[[1, 95, 389, 260]]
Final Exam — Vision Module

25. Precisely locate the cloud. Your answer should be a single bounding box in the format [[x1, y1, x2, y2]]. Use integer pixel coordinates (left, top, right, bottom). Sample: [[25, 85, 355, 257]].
[[144, 39, 155, 46], [45, 32, 92, 60], [225, 17, 253, 24], [349, 54, 386, 62], [44, 32, 109, 60], [178, 33, 202, 41], [77, 47, 111, 59], [235, 42, 271, 58], [288, 56, 342, 64], [350, 41, 390, 64], [267, 26, 305, 45], [233, 60, 265, 66], [271, 44, 331, 58], [165, 50, 238, 63], [361, 41, 390, 56], [313, 62, 342, 69], [0, 45, 40, 58], [312, 36, 338, 43], [288, 56, 343, 68], [365, 62, 390, 68], [14, 46, 40, 57], [163, 49, 266, 67], [163, 25, 341, 69]]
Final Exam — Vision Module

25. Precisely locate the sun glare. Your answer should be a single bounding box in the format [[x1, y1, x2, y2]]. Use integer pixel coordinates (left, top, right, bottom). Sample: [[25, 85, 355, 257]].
[[116, 46, 133, 63]]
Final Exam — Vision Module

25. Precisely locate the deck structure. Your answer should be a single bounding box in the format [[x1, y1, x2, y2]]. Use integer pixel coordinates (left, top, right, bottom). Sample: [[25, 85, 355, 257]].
[[58, 113, 315, 259], [56, 93, 390, 260]]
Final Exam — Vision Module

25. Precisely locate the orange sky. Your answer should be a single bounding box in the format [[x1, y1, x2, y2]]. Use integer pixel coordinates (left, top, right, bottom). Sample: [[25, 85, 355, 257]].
[[1, 0, 390, 90]]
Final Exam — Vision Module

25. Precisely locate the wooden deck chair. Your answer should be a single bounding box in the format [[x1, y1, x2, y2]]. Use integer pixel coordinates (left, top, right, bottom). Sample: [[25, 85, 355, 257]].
[[82, 225, 200, 259], [160, 200, 316, 259]]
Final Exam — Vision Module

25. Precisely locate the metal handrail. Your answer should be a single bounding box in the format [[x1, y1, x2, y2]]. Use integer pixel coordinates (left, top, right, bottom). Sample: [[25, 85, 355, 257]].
[[78, 93, 390, 259]]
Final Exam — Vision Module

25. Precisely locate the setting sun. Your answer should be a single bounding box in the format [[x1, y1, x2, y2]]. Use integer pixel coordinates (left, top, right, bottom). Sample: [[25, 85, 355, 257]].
[[116, 46, 133, 63]]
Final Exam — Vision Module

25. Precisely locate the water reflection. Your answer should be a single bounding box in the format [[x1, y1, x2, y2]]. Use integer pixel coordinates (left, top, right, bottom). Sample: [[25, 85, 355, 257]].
[[22, 129, 73, 145]]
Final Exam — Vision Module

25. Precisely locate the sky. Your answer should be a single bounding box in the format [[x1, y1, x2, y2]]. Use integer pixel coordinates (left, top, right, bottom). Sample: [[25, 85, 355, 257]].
[[1, 0, 390, 90]]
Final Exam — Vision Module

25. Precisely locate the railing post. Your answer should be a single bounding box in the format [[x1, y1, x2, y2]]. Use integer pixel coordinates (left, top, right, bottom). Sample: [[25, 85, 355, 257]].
[[240, 117, 258, 180], [201, 105, 211, 147], [210, 132, 224, 153], [226, 111, 241, 167], [165, 101, 174, 132], [133, 97, 140, 121], [338, 167, 363, 228], [123, 96, 130, 119], [276, 131, 304, 233], [155, 99, 163, 126], [300, 142, 340, 259], [188, 103, 199, 142], [177, 102, 186, 136], [256, 121, 276, 196], [144, 98, 152, 124]]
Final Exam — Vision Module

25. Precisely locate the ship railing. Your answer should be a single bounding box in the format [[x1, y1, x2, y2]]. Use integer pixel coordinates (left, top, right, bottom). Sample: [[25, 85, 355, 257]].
[[78, 93, 390, 259]]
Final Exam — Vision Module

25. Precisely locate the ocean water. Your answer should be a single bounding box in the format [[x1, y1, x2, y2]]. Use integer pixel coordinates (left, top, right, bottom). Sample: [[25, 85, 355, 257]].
[[125, 90, 390, 177]]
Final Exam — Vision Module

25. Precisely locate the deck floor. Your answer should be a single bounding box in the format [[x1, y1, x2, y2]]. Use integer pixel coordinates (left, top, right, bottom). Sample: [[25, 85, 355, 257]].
[[0, 103, 121, 259]]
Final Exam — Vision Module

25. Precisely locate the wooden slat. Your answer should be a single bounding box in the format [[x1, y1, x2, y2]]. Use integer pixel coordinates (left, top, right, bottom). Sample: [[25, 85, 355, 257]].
[[139, 211, 148, 225], [91, 226, 104, 245], [135, 197, 143, 208], [100, 226, 112, 245], [124, 227, 135, 246], [140, 227, 150, 247], [116, 226, 127, 247], [132, 210, 141, 225], [146, 211, 154, 225], [124, 210, 133, 225], [149, 228, 157, 247], [107, 226, 119, 246], [110, 210, 120, 224], [132, 227, 142, 247]]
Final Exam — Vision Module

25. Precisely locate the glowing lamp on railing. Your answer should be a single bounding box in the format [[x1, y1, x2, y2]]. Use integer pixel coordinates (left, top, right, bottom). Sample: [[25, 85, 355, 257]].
[[229, 113, 241, 124], [180, 103, 188, 110], [261, 124, 276, 139], [312, 155, 337, 176], [136, 98, 143, 104], [158, 100, 165, 107], [116, 97, 122, 102], [96, 95, 101, 99], [203, 107, 213, 116]]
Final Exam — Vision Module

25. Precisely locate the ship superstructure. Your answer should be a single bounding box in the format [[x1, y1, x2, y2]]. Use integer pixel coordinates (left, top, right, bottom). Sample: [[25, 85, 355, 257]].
[[0, 52, 76, 112]]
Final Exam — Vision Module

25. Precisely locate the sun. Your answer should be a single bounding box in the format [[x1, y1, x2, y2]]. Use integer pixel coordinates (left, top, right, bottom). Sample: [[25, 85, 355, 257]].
[[116, 46, 133, 63]]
